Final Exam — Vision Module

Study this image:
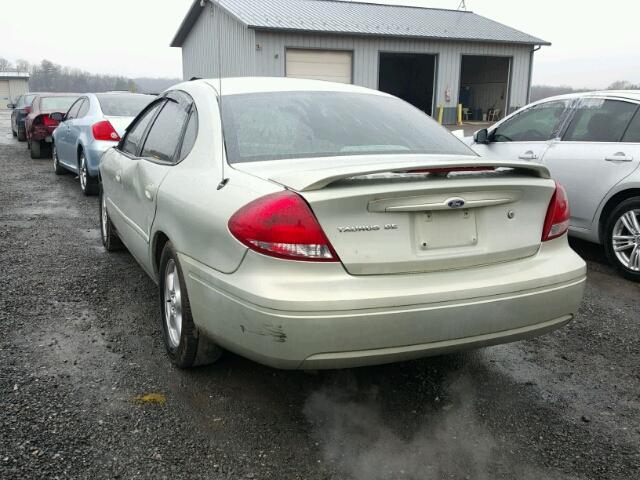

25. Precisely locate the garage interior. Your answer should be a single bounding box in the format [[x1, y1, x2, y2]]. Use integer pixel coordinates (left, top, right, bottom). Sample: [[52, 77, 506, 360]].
[[378, 53, 436, 116], [459, 55, 511, 122]]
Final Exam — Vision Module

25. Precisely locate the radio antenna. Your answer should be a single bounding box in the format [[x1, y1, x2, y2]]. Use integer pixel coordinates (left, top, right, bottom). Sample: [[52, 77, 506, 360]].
[[214, 0, 228, 189]]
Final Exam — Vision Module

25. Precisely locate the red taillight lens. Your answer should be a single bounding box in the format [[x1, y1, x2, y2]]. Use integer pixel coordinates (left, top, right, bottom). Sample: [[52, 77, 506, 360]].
[[92, 120, 121, 141], [542, 182, 570, 241], [42, 115, 58, 127], [228, 191, 339, 262]]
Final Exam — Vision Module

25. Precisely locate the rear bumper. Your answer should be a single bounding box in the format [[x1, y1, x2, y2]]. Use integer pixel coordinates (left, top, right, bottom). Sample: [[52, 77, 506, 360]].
[[181, 236, 586, 369], [30, 125, 57, 142], [85, 142, 115, 177]]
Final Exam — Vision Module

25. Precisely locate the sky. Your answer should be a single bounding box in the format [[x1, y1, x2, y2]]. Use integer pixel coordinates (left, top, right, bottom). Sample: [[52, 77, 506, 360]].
[[0, 0, 638, 88]]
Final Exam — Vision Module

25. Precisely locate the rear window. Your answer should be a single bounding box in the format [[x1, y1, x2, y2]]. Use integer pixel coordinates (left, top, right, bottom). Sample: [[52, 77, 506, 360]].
[[221, 91, 475, 163], [40, 96, 79, 111], [96, 94, 153, 117]]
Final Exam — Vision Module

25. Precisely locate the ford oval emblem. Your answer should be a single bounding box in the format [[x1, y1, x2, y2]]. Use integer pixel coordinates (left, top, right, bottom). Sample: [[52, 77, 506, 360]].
[[447, 198, 466, 209]]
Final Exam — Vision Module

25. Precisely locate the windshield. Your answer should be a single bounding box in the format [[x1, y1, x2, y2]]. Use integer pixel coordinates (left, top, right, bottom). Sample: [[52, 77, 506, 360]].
[[18, 94, 36, 108], [221, 91, 475, 163], [40, 96, 79, 111], [97, 94, 153, 117]]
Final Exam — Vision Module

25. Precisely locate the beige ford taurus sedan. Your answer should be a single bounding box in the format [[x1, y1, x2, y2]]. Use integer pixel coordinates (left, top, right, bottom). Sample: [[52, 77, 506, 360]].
[[98, 77, 586, 370]]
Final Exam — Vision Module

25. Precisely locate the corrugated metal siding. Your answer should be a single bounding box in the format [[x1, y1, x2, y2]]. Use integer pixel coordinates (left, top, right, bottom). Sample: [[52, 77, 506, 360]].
[[181, 1, 255, 79], [8, 79, 29, 103], [253, 31, 532, 112]]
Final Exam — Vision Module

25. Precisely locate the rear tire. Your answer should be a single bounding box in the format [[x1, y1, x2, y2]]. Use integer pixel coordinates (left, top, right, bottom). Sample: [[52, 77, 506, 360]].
[[99, 186, 124, 252], [17, 129, 26, 142], [12, 129, 17, 137], [159, 241, 222, 368], [604, 197, 640, 282], [52, 143, 66, 175], [79, 151, 98, 196], [30, 140, 42, 159]]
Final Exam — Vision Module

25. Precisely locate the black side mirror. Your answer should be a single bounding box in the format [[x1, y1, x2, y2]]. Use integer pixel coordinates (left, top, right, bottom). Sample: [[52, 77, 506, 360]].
[[7, 103, 15, 109], [474, 128, 490, 144], [49, 112, 65, 122]]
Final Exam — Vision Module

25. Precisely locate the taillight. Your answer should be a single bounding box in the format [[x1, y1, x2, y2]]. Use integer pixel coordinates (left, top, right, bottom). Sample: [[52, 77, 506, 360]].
[[542, 182, 570, 241], [24, 106, 31, 114], [92, 120, 121, 141], [42, 115, 58, 127], [228, 191, 339, 262], [406, 167, 495, 174]]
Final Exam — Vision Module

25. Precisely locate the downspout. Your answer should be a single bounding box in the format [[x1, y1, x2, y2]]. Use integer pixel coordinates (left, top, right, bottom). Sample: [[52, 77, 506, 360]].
[[526, 45, 542, 103]]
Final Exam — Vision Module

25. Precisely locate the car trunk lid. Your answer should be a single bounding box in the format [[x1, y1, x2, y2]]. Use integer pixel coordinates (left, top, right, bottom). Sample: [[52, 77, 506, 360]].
[[233, 155, 555, 275]]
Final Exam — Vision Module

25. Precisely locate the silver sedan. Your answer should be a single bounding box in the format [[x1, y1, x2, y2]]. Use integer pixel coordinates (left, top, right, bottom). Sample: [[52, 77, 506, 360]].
[[98, 77, 585, 370], [469, 91, 640, 280]]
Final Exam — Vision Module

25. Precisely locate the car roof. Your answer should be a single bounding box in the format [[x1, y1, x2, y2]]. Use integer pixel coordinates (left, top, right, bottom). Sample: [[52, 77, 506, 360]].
[[191, 77, 390, 97], [536, 90, 640, 104]]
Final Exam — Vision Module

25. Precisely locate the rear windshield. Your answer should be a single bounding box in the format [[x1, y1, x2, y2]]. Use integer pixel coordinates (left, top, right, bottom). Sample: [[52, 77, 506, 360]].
[[220, 91, 475, 163], [40, 96, 79, 111], [96, 94, 153, 117]]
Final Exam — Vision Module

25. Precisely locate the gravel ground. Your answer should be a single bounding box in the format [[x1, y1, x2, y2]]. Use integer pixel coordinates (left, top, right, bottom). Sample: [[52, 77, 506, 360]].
[[1, 109, 639, 480]]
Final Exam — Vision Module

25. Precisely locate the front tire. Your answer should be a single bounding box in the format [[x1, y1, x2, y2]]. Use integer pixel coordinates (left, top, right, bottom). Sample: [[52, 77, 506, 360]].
[[99, 186, 124, 252], [79, 151, 98, 196], [159, 241, 222, 368], [604, 198, 640, 281], [53, 144, 66, 175]]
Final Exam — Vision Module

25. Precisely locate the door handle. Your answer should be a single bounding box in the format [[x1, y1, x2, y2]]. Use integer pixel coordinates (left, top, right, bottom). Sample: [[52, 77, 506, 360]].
[[518, 151, 538, 161], [605, 152, 633, 162]]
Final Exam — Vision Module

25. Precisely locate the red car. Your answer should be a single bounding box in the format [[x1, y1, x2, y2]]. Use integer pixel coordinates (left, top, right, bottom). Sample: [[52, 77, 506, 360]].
[[25, 93, 80, 159]]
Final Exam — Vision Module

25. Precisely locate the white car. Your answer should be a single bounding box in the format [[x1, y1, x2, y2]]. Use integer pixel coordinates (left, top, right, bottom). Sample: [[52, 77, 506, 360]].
[[99, 77, 585, 370], [468, 91, 640, 280]]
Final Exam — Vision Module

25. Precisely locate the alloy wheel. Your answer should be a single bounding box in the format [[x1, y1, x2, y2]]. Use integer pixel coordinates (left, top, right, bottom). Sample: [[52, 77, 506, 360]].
[[100, 194, 108, 243], [79, 155, 88, 191], [163, 259, 183, 349], [612, 209, 640, 272]]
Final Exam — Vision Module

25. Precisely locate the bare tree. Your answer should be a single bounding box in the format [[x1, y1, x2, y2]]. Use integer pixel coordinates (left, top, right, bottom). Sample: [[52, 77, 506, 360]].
[[0, 57, 13, 72], [608, 80, 640, 90]]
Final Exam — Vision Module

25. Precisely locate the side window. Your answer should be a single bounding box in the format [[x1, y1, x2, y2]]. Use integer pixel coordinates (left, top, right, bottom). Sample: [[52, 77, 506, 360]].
[[563, 99, 638, 143], [492, 100, 571, 142], [121, 102, 163, 156], [141, 99, 191, 163], [179, 110, 198, 161], [77, 99, 90, 118], [622, 110, 640, 143], [66, 100, 83, 120]]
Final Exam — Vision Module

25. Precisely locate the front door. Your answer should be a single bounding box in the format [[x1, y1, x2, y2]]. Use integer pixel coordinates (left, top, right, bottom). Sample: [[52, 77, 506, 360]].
[[541, 97, 640, 231], [472, 98, 574, 165]]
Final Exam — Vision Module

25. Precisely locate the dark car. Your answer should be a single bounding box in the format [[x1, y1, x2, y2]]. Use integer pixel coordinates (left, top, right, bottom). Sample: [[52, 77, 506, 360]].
[[9, 93, 37, 142], [25, 93, 80, 159]]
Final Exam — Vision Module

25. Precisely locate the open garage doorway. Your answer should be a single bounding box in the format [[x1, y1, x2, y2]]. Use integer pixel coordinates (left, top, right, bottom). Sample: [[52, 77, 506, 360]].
[[378, 53, 436, 116], [459, 55, 511, 122]]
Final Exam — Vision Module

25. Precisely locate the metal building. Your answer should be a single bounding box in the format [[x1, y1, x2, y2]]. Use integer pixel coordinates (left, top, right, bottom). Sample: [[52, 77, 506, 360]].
[[0, 72, 30, 109], [171, 0, 549, 124]]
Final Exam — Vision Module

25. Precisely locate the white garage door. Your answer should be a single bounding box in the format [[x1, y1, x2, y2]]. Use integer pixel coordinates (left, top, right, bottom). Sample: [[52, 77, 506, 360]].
[[286, 49, 353, 84], [0, 81, 10, 109]]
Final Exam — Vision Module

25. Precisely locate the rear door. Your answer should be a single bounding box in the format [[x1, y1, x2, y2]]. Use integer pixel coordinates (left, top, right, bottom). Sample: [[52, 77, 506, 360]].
[[541, 97, 640, 231], [102, 100, 164, 258], [119, 92, 192, 270], [472, 99, 574, 164]]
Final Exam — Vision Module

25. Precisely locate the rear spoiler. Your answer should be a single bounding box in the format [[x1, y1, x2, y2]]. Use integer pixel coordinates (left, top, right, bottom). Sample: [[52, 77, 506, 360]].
[[269, 159, 551, 192]]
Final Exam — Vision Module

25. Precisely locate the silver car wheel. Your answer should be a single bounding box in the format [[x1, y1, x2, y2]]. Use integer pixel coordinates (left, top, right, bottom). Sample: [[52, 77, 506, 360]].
[[52, 145, 58, 170], [163, 259, 183, 349], [79, 154, 87, 191], [612, 209, 640, 272], [101, 194, 108, 243]]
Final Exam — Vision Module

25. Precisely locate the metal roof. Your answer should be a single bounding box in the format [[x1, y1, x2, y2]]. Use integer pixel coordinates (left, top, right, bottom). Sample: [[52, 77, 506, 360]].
[[172, 0, 550, 47], [0, 71, 29, 79]]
